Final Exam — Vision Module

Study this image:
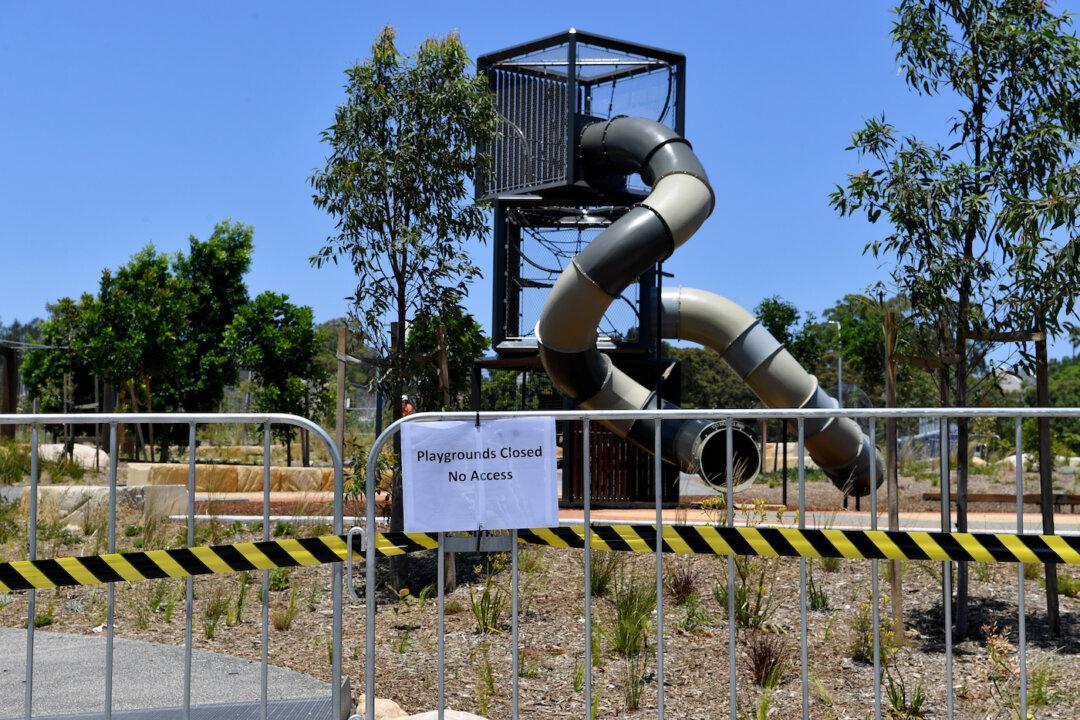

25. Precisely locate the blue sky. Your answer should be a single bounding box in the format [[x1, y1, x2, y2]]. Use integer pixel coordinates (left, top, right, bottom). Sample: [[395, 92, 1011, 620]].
[[2, 1, 1075, 359]]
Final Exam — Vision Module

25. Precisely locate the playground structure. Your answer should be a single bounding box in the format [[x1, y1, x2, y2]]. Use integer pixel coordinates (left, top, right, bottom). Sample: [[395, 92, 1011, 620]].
[[479, 30, 883, 497]]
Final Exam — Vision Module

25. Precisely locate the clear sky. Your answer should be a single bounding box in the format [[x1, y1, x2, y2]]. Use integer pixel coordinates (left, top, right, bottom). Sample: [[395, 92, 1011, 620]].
[[2, 1, 1075, 359]]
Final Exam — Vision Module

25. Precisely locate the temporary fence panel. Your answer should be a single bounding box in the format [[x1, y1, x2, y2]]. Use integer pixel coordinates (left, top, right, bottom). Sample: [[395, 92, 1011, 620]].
[[358, 407, 1080, 720], [0, 413, 345, 720]]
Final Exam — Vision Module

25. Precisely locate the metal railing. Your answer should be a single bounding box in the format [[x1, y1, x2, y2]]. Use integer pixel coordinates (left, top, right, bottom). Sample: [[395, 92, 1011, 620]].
[[0, 413, 345, 720], [358, 407, 1080, 720]]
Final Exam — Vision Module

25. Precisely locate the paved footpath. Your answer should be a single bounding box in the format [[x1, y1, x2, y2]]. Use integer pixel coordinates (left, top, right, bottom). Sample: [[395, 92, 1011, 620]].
[[0, 629, 328, 718]]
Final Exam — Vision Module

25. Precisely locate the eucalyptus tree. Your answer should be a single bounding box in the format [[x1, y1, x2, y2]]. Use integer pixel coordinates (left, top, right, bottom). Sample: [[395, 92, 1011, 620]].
[[310, 26, 497, 540], [831, 0, 1078, 635]]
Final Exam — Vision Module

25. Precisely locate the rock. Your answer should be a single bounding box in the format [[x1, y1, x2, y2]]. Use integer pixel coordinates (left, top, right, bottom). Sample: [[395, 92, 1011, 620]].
[[970, 456, 987, 467], [354, 695, 407, 719], [36, 443, 110, 470], [144, 463, 241, 492], [18, 484, 187, 525]]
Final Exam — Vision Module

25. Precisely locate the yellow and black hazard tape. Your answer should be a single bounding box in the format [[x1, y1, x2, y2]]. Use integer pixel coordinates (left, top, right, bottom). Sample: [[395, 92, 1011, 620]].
[[1, 524, 1077, 592]]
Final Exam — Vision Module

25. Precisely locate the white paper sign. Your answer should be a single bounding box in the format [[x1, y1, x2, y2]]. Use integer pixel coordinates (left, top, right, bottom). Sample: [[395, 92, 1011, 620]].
[[401, 418, 558, 533]]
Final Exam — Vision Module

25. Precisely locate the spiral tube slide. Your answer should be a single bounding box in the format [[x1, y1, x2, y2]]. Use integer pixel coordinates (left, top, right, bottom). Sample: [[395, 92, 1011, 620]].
[[535, 116, 882, 496]]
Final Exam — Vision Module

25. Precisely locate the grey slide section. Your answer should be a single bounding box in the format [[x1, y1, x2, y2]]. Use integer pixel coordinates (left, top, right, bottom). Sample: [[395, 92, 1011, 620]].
[[536, 114, 882, 497], [661, 287, 883, 496], [0, 629, 329, 718]]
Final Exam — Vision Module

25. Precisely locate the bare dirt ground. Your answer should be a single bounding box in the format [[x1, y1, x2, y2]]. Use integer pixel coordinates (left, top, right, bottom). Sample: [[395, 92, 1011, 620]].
[[1, 500, 1078, 720]]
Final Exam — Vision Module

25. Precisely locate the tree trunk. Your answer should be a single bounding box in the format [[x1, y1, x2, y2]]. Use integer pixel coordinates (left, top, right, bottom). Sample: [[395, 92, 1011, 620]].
[[0, 347, 18, 439], [390, 273, 407, 591], [937, 331, 952, 633], [884, 308, 902, 634], [955, 340, 970, 638], [128, 382, 147, 461], [1035, 331, 1061, 636], [301, 429, 310, 468], [146, 380, 156, 462]]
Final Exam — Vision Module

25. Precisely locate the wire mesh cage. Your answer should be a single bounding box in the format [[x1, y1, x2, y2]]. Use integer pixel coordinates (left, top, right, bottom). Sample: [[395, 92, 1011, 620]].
[[491, 203, 656, 355], [476, 29, 686, 201]]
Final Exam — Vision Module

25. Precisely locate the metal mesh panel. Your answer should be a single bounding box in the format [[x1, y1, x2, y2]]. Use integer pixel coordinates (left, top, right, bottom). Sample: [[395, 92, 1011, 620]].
[[502, 208, 641, 345], [482, 68, 568, 197]]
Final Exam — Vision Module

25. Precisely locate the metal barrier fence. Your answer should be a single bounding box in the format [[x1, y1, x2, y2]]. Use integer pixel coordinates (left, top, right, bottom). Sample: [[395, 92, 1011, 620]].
[[0, 413, 345, 720], [359, 407, 1080, 720]]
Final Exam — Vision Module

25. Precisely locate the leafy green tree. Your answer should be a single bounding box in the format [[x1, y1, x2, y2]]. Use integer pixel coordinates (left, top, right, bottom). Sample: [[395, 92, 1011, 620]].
[[831, 0, 1078, 636], [309, 26, 497, 543], [21, 297, 96, 412], [167, 221, 253, 412], [226, 292, 329, 466], [480, 370, 557, 411], [666, 345, 759, 410], [403, 305, 488, 411], [755, 296, 800, 347]]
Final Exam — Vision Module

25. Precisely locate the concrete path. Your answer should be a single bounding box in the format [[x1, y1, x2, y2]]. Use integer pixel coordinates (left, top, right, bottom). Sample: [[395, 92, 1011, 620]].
[[0, 629, 329, 718]]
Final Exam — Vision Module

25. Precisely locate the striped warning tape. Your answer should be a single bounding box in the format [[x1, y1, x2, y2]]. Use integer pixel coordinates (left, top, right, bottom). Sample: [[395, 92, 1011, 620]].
[[1, 524, 1077, 591]]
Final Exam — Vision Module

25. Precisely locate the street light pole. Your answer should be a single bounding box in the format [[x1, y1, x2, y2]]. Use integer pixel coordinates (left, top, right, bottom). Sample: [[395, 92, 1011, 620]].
[[829, 320, 842, 408]]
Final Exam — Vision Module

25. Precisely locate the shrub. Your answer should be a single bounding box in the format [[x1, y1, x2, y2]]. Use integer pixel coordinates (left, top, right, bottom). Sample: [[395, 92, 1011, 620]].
[[712, 556, 774, 630], [744, 631, 788, 688], [820, 555, 842, 573], [807, 567, 829, 611], [609, 571, 655, 658], [0, 497, 20, 545], [848, 593, 893, 664], [0, 443, 30, 485], [268, 568, 291, 592], [202, 587, 230, 639], [228, 572, 251, 625], [665, 561, 698, 606], [623, 654, 647, 710], [1056, 572, 1080, 599], [270, 587, 299, 631], [677, 593, 711, 636], [469, 574, 507, 634], [588, 550, 622, 598]]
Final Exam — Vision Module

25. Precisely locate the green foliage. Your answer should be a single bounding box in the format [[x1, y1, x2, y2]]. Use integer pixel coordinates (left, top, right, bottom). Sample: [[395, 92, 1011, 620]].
[[832, 0, 1079, 411], [165, 221, 253, 413], [310, 25, 497, 411], [469, 573, 507, 634], [270, 587, 300, 632], [609, 571, 656, 659], [0, 443, 30, 486], [202, 587, 230, 639], [268, 568, 292, 592], [34, 602, 55, 628], [1025, 356, 1080, 453], [21, 221, 254, 452], [713, 557, 775, 630], [226, 291, 329, 459], [1057, 572, 1080, 599], [623, 654, 647, 711], [754, 296, 800, 347], [480, 369, 557, 411], [229, 571, 252, 625], [403, 303, 489, 411], [588, 550, 623, 598], [0, 497, 19, 545], [664, 561, 698, 606], [677, 593, 711, 636], [744, 631, 788, 689], [807, 568, 829, 611]]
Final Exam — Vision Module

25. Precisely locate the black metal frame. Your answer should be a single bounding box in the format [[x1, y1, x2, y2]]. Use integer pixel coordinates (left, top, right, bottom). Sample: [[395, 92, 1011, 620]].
[[476, 28, 686, 201], [490, 197, 657, 356]]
